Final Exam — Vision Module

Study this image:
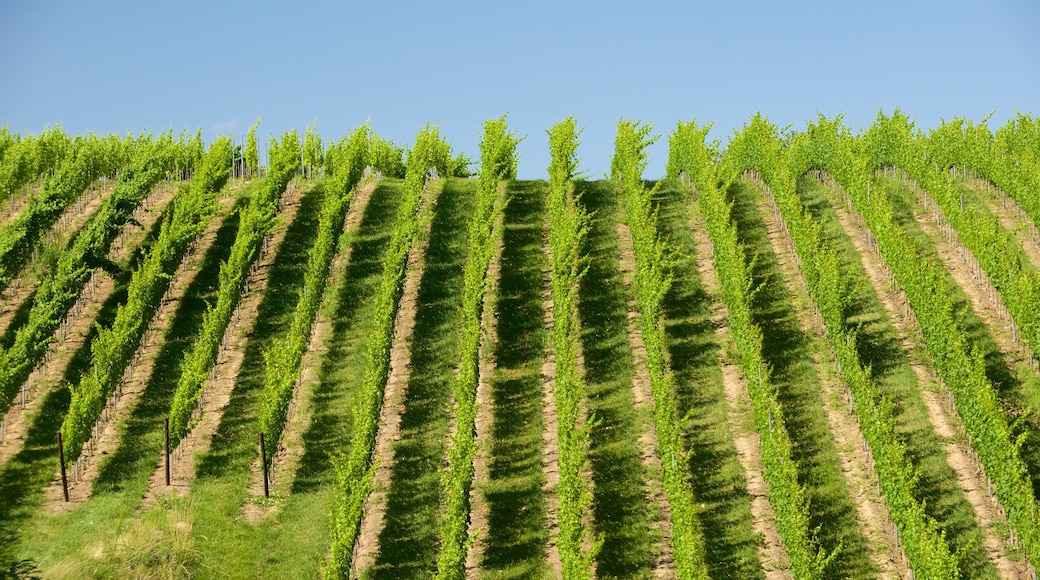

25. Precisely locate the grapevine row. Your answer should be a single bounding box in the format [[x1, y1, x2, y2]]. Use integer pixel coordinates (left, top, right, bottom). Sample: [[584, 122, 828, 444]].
[[931, 113, 1040, 234], [324, 126, 455, 578], [436, 115, 520, 579], [918, 117, 1040, 363], [668, 119, 833, 579], [0, 126, 71, 206], [737, 113, 958, 578], [60, 138, 233, 462], [546, 117, 598, 579], [612, 119, 708, 579], [0, 133, 129, 293], [804, 112, 1040, 568], [166, 131, 301, 444], [0, 138, 177, 417]]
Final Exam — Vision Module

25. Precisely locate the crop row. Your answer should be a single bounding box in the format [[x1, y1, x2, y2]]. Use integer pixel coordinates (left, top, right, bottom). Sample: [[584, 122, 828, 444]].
[[60, 138, 232, 463], [613, 119, 708, 579]]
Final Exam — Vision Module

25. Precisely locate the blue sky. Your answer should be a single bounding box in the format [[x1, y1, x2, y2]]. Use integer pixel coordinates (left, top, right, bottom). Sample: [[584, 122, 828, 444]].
[[1, 0, 1037, 178]]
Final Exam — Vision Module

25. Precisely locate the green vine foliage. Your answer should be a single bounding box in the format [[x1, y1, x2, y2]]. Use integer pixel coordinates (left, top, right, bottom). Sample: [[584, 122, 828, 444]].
[[257, 125, 369, 465], [546, 116, 599, 580], [671, 118, 836, 579], [616, 119, 709, 579], [435, 114, 520, 580], [0, 132, 130, 293], [167, 131, 301, 445], [61, 138, 233, 462], [0, 137, 178, 417]]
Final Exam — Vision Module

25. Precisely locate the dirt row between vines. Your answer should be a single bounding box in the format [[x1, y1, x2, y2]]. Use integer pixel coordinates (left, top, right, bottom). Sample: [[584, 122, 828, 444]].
[[908, 178, 1038, 375], [687, 204, 791, 579], [142, 181, 306, 503], [538, 208, 564, 576], [463, 193, 504, 575], [615, 221, 676, 579], [0, 183, 41, 227], [0, 183, 176, 469], [352, 179, 442, 573], [961, 177, 1040, 273], [822, 176, 1026, 578]]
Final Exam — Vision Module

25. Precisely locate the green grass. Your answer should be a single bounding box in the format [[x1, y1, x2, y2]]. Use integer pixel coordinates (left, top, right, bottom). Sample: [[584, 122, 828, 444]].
[[480, 180, 551, 579], [654, 180, 764, 580], [575, 180, 654, 579], [369, 178, 475, 578], [728, 179, 875, 579], [11, 188, 250, 571], [0, 195, 172, 569], [801, 175, 997, 577], [290, 179, 404, 495], [258, 178, 407, 577], [158, 180, 326, 576], [882, 177, 1040, 501]]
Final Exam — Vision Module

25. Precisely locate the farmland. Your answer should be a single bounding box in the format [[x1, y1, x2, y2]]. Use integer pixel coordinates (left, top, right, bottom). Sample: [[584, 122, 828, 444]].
[[0, 111, 1039, 579]]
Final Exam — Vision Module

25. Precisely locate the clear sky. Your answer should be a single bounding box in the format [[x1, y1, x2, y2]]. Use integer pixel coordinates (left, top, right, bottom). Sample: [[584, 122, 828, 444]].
[[1, 0, 1037, 178]]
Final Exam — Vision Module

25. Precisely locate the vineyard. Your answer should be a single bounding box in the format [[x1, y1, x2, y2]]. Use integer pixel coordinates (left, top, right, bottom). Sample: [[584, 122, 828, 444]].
[[1, 111, 1040, 579]]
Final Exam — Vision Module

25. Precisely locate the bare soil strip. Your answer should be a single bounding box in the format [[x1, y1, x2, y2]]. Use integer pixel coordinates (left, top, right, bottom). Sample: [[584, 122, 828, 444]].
[[142, 182, 305, 503], [823, 176, 1027, 577], [0, 183, 40, 227], [614, 221, 676, 578], [0, 182, 115, 337], [539, 220, 565, 577], [0, 272, 117, 467], [42, 193, 236, 507], [0, 183, 175, 469], [687, 208, 790, 579], [464, 202, 504, 576], [258, 181, 378, 502], [352, 180, 441, 573], [748, 179, 903, 578]]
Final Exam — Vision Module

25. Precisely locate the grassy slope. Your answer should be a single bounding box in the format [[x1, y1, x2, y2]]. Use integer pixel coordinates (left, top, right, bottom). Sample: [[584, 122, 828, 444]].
[[0, 194, 172, 566], [12, 189, 250, 569], [258, 179, 405, 575], [575, 180, 655, 579], [480, 180, 551, 579], [175, 181, 327, 576], [802, 175, 996, 577], [881, 176, 1040, 500]]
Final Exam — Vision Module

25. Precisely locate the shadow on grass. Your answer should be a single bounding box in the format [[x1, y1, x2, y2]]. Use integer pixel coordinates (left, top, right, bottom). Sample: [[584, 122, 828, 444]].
[[800, 175, 994, 577], [655, 180, 764, 580], [481, 180, 550, 578], [291, 180, 404, 495], [574, 180, 653, 579], [371, 179, 473, 579], [728, 180, 875, 579]]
